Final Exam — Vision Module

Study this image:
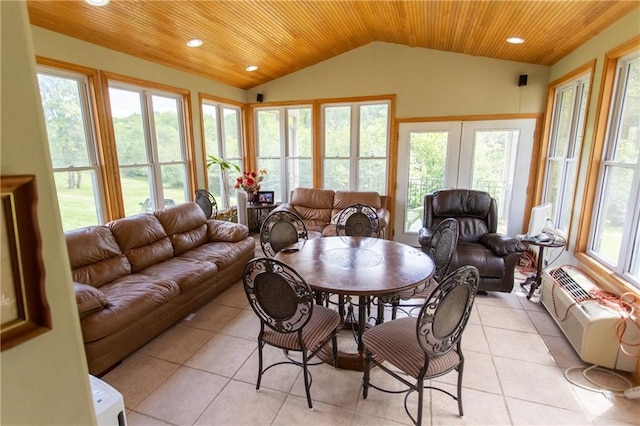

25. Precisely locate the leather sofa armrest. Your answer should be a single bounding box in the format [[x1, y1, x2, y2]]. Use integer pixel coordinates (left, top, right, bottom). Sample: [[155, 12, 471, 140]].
[[480, 233, 526, 256], [377, 208, 390, 230], [207, 219, 249, 242], [418, 227, 434, 248], [74, 282, 107, 319]]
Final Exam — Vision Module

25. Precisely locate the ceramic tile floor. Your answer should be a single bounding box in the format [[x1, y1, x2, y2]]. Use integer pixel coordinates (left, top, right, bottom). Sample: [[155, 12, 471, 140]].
[[102, 261, 640, 426]]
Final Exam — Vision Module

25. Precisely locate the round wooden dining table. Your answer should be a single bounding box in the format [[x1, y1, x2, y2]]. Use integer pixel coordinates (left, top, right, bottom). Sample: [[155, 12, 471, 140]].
[[274, 236, 435, 370]]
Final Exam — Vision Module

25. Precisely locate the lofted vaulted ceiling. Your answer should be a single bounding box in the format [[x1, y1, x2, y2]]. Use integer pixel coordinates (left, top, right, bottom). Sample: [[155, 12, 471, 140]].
[[27, 1, 639, 90]]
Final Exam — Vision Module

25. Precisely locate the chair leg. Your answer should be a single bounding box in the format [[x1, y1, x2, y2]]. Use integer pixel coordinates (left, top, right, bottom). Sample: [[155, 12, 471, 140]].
[[332, 334, 338, 367], [338, 294, 346, 321], [457, 361, 464, 417], [301, 349, 313, 410], [416, 378, 424, 426], [376, 301, 385, 324], [362, 352, 371, 399], [391, 302, 399, 320], [256, 340, 264, 391]]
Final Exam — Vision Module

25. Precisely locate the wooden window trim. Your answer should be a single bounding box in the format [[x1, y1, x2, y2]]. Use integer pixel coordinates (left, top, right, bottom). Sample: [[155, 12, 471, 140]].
[[35, 56, 119, 220], [532, 60, 596, 239], [575, 36, 640, 298], [101, 71, 196, 215], [198, 93, 246, 205]]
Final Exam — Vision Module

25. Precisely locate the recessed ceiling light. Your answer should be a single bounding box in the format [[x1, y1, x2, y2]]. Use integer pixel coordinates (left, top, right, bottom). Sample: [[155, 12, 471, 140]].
[[507, 37, 525, 44], [186, 39, 203, 48], [246, 65, 258, 72], [85, 0, 110, 6]]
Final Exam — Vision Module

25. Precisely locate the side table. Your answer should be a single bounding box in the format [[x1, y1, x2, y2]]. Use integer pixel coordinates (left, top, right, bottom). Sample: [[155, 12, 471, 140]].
[[247, 203, 277, 232], [520, 238, 566, 300]]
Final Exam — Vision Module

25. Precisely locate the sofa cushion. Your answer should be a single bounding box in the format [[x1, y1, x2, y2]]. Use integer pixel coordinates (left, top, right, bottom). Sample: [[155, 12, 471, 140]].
[[155, 203, 208, 255], [207, 220, 249, 242], [137, 258, 218, 293], [80, 276, 180, 342], [331, 191, 383, 223], [180, 239, 256, 271], [74, 282, 107, 319], [109, 214, 173, 272], [290, 187, 334, 222], [65, 226, 131, 287]]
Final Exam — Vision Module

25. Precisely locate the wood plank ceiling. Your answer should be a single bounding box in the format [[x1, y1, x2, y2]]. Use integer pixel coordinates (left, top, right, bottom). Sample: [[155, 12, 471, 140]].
[[27, 1, 639, 90]]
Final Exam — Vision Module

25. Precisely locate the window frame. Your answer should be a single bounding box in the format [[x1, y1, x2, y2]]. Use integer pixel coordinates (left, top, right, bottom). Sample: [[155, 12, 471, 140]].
[[321, 99, 391, 194], [540, 64, 593, 235], [254, 103, 314, 202], [576, 36, 640, 294], [103, 72, 196, 217], [36, 59, 109, 230], [199, 94, 245, 210]]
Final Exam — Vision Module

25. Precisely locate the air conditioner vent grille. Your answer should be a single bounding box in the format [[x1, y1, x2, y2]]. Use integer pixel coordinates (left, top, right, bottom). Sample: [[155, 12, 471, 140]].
[[550, 267, 590, 301]]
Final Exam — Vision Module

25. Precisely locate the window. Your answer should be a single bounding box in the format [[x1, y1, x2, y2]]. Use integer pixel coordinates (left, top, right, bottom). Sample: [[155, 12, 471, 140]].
[[322, 101, 390, 194], [201, 97, 244, 209], [108, 82, 190, 216], [589, 50, 640, 287], [37, 67, 105, 231], [542, 72, 591, 233], [255, 106, 312, 202]]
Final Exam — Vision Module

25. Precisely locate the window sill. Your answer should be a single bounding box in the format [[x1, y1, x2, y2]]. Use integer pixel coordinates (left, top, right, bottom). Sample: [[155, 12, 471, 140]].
[[575, 252, 640, 304]]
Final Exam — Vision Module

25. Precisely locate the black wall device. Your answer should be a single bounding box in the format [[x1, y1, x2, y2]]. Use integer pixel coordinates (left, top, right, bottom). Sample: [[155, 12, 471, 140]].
[[518, 74, 528, 87], [256, 93, 264, 103]]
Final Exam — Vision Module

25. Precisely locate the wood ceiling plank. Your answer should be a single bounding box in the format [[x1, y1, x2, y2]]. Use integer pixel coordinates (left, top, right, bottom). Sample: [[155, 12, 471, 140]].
[[27, 0, 639, 89]]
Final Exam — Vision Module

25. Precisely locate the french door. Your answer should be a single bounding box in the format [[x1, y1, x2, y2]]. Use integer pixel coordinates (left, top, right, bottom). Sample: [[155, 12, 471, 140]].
[[394, 119, 536, 245]]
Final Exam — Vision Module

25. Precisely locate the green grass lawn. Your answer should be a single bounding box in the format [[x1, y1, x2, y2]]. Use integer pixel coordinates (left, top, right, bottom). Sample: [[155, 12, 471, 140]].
[[55, 172, 187, 231]]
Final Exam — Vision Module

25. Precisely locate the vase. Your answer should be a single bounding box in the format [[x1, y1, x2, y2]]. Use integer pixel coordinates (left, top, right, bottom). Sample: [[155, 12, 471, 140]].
[[247, 191, 256, 204]]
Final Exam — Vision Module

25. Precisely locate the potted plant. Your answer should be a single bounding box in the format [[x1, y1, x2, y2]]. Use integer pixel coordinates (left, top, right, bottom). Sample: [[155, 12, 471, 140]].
[[206, 155, 240, 209]]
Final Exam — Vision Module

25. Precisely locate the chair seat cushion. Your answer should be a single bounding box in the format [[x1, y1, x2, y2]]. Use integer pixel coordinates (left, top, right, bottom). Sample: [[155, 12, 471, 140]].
[[363, 317, 460, 378], [262, 305, 341, 351]]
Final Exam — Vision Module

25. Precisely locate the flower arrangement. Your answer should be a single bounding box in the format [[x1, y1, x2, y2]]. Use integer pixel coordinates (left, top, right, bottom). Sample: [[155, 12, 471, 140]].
[[234, 169, 267, 194]]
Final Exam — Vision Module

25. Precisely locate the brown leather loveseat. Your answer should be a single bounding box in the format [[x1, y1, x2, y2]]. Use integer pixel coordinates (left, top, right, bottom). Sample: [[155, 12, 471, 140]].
[[273, 187, 390, 238], [419, 189, 525, 293], [65, 202, 255, 375]]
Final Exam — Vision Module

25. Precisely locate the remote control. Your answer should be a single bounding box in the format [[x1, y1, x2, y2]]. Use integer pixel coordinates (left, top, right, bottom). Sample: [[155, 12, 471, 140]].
[[624, 386, 640, 399]]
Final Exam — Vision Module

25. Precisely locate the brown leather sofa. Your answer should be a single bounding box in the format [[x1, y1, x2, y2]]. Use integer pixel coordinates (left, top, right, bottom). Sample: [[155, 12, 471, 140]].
[[273, 187, 390, 238], [65, 202, 255, 375], [419, 189, 525, 293]]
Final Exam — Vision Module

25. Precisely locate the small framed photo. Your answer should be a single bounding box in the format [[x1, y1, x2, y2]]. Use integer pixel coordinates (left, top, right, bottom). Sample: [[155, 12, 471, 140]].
[[257, 191, 274, 204]]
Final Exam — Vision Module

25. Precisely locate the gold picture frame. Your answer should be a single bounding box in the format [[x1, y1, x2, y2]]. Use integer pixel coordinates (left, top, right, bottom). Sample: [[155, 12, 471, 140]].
[[1, 175, 50, 350]]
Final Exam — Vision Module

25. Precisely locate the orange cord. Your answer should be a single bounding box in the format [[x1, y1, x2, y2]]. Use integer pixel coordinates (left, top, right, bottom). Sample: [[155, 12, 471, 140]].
[[548, 265, 640, 357]]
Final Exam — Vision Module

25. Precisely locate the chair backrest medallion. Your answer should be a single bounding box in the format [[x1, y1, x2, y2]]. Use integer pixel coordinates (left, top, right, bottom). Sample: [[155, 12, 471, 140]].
[[260, 210, 308, 257], [243, 257, 314, 333], [336, 203, 381, 238], [428, 218, 459, 282], [195, 189, 218, 219], [416, 265, 479, 356]]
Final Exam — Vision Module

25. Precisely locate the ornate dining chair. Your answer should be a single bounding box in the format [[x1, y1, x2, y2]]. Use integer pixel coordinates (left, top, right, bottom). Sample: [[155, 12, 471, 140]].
[[336, 203, 381, 238], [362, 265, 479, 426], [260, 210, 308, 257], [243, 257, 342, 410], [335, 203, 382, 320], [389, 218, 459, 320], [195, 189, 218, 219]]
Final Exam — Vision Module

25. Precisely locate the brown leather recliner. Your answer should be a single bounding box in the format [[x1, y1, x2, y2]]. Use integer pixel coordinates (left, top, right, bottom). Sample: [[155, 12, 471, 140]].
[[418, 189, 525, 293]]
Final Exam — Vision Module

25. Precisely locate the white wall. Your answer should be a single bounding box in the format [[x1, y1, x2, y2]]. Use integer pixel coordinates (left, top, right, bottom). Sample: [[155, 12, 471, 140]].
[[249, 41, 550, 118], [0, 2, 95, 425]]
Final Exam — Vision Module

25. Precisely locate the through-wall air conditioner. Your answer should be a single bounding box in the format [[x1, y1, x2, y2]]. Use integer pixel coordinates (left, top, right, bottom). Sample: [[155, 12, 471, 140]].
[[540, 266, 639, 372]]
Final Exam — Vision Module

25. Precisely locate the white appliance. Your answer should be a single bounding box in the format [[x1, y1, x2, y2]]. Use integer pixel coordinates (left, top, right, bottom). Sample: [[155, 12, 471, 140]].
[[90, 375, 126, 426], [540, 266, 639, 372]]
